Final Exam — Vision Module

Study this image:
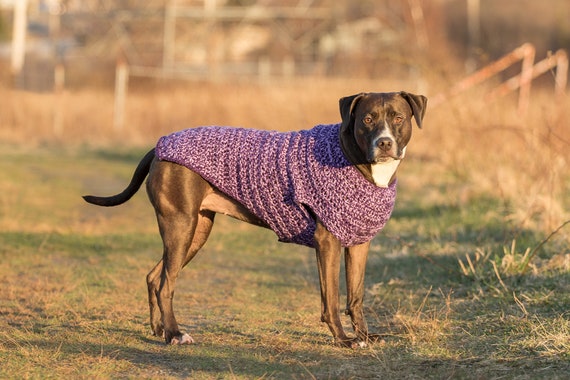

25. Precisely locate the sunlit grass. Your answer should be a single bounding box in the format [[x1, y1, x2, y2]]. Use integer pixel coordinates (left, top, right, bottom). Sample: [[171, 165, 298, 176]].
[[0, 79, 568, 378]]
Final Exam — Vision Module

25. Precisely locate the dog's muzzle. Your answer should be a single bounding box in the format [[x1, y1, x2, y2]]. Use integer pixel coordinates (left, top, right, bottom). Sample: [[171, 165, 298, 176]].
[[368, 138, 404, 163]]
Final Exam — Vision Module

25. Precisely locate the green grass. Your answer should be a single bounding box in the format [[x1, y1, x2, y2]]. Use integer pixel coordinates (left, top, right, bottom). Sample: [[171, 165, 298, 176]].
[[0, 146, 568, 379]]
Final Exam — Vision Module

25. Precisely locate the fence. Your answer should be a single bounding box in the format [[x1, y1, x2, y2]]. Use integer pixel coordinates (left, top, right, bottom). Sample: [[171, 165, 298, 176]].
[[112, 43, 569, 130], [430, 43, 568, 114]]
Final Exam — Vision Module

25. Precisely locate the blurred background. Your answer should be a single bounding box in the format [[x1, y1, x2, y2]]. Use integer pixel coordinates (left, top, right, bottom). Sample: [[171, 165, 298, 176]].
[[0, 0, 569, 233], [1, 0, 569, 90]]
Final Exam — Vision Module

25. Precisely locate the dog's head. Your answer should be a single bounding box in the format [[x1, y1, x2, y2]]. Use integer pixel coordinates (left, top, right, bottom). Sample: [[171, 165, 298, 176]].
[[339, 92, 427, 186]]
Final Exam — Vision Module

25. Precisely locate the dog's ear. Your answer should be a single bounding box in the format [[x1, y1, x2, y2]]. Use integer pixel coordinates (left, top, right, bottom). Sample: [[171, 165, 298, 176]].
[[400, 92, 427, 129], [339, 93, 365, 135]]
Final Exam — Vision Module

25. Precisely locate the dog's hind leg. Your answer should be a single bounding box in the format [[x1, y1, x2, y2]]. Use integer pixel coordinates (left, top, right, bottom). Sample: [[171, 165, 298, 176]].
[[147, 259, 164, 338], [147, 161, 214, 345], [157, 215, 197, 345], [146, 209, 215, 342]]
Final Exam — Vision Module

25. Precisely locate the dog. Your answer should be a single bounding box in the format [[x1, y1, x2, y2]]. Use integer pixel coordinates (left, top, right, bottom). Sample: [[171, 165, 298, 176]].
[[83, 92, 427, 348]]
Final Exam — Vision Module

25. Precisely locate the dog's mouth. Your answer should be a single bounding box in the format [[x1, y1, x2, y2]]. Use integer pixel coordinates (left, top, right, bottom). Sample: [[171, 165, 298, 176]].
[[373, 155, 399, 164], [370, 152, 404, 164], [369, 146, 406, 164]]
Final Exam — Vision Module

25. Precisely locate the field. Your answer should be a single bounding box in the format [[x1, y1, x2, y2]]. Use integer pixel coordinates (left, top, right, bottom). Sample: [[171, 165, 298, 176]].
[[0, 79, 569, 379]]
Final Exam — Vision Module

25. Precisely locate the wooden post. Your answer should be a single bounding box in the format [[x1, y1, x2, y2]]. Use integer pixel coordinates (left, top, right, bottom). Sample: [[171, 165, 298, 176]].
[[430, 43, 535, 108], [466, 0, 480, 73], [53, 63, 65, 136], [114, 57, 129, 131], [554, 50, 568, 97], [163, 0, 176, 72], [408, 0, 429, 51], [11, 0, 28, 79], [517, 44, 535, 115], [485, 49, 567, 105]]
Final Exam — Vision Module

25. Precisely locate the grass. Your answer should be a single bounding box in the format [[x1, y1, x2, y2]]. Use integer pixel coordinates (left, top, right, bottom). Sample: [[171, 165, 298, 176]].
[[0, 79, 569, 378], [0, 145, 568, 379]]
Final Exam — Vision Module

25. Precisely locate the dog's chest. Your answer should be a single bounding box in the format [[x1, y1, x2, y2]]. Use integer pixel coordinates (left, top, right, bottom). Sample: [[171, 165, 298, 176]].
[[370, 160, 400, 187]]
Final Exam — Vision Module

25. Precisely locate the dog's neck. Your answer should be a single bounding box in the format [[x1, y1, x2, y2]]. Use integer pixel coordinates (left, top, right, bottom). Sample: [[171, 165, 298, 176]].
[[370, 159, 400, 187]]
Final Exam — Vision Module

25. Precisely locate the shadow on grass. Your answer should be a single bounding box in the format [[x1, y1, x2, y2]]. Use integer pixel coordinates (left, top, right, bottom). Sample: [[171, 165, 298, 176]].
[[19, 336, 340, 378], [17, 327, 569, 379], [2, 193, 568, 378]]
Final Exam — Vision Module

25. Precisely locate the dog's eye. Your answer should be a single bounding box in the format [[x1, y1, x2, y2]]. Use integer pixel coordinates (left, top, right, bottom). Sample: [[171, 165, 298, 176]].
[[363, 116, 373, 124], [394, 116, 404, 124]]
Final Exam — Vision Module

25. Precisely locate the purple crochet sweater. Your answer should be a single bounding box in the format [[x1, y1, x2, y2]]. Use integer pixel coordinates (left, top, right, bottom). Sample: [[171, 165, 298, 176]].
[[155, 123, 396, 248]]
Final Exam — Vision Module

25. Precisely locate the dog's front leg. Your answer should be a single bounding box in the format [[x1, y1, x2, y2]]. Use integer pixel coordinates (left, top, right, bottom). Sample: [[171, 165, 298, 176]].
[[345, 242, 382, 346], [345, 242, 369, 342], [314, 219, 356, 348]]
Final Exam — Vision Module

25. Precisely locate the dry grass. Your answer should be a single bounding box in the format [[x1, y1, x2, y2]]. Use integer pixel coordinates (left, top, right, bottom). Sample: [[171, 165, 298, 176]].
[[2, 77, 569, 234], [427, 89, 570, 234], [0, 78, 408, 145], [0, 77, 568, 378]]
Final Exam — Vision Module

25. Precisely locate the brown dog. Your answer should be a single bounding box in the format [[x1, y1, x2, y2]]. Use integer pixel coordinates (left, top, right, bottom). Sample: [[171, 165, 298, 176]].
[[83, 92, 427, 348]]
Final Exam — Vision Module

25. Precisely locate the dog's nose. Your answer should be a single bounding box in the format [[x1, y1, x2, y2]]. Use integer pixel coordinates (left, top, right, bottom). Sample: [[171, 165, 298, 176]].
[[377, 137, 393, 152]]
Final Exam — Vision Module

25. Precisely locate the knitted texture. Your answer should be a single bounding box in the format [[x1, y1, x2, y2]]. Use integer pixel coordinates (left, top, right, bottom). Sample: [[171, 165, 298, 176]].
[[155, 123, 397, 248]]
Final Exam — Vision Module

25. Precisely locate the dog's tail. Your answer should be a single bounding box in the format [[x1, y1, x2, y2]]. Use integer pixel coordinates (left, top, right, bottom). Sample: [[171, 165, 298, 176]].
[[83, 149, 156, 207]]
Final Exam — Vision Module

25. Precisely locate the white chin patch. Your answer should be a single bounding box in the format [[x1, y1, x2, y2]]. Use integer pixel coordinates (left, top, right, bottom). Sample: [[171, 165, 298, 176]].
[[371, 159, 401, 188]]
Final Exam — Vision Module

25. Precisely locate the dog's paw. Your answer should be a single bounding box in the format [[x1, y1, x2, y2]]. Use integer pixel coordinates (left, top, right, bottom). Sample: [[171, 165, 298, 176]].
[[170, 333, 195, 345], [334, 337, 367, 349], [352, 340, 368, 349], [336, 335, 386, 349]]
